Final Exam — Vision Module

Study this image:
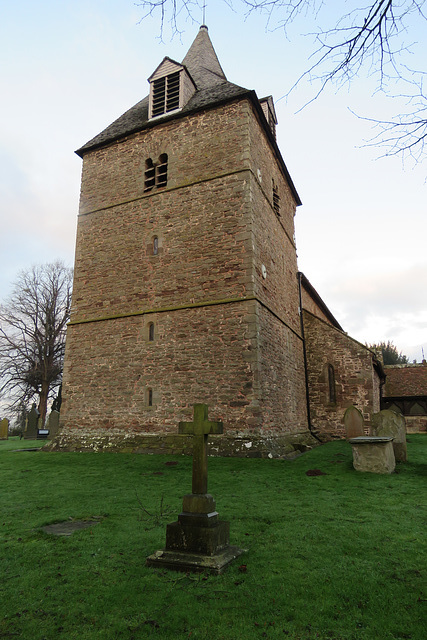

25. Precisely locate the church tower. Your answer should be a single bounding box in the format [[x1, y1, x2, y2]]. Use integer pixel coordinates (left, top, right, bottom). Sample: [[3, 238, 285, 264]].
[[57, 26, 313, 455]]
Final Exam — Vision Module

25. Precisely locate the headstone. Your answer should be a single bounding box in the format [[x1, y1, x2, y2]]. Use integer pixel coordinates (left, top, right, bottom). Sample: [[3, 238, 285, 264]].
[[348, 436, 395, 474], [24, 404, 40, 440], [371, 409, 407, 462], [0, 418, 9, 440], [46, 410, 60, 439], [51, 385, 62, 412], [147, 404, 244, 574], [343, 405, 365, 439]]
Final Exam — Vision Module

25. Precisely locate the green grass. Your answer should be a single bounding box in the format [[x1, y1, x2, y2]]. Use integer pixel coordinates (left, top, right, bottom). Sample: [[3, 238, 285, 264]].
[[0, 435, 425, 640]]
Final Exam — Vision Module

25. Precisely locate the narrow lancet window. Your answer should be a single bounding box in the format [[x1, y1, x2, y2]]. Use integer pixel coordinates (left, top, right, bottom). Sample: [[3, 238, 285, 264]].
[[148, 388, 153, 407], [328, 365, 336, 404], [153, 236, 158, 255], [148, 322, 155, 342]]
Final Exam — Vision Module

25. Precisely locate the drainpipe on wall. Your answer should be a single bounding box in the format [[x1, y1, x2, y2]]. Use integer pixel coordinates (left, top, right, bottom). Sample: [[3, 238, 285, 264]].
[[297, 272, 323, 443]]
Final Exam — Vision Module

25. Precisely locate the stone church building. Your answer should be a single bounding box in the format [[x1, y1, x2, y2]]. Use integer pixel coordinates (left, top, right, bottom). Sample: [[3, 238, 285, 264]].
[[55, 26, 384, 456]]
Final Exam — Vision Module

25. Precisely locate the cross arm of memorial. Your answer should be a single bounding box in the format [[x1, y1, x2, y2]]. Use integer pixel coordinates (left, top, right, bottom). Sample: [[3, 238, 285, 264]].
[[179, 404, 223, 495]]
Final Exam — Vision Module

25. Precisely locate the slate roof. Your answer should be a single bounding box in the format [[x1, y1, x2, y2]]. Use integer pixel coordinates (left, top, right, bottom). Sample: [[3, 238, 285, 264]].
[[75, 25, 301, 205], [181, 24, 227, 89], [76, 81, 250, 157]]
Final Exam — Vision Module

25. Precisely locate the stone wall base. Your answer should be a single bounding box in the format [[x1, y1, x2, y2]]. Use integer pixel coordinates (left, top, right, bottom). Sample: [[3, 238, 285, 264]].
[[405, 416, 427, 433], [45, 430, 319, 459]]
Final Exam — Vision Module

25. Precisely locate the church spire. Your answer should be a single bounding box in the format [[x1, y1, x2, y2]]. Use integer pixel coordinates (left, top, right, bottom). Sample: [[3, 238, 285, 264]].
[[181, 25, 227, 89]]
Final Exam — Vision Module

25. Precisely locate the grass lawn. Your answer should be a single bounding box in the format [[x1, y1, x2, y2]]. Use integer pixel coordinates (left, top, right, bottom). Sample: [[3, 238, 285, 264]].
[[0, 434, 425, 639]]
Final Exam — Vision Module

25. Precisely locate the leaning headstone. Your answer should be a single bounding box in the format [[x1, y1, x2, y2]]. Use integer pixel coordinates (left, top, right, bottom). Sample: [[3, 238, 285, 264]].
[[147, 403, 244, 574], [24, 404, 40, 440], [45, 410, 60, 439], [343, 405, 365, 439], [371, 409, 407, 462], [0, 418, 9, 440]]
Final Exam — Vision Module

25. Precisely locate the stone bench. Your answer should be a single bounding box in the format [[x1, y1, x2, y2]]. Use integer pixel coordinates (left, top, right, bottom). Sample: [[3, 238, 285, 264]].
[[348, 436, 395, 474]]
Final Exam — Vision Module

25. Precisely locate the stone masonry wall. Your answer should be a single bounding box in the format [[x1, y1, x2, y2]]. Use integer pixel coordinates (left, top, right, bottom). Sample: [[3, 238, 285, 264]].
[[60, 301, 257, 437], [72, 102, 255, 323], [247, 103, 301, 335], [303, 310, 381, 439], [257, 303, 308, 434]]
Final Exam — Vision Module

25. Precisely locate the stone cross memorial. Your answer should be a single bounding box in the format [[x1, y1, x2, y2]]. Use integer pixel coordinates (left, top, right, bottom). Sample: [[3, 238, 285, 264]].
[[178, 403, 223, 495], [146, 403, 244, 574]]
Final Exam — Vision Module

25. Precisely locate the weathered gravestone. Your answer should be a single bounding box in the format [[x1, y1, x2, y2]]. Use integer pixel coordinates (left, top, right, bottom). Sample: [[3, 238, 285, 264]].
[[343, 405, 365, 439], [345, 405, 395, 474], [24, 404, 40, 440], [146, 404, 244, 574], [371, 409, 407, 462], [45, 410, 60, 439], [0, 418, 9, 440]]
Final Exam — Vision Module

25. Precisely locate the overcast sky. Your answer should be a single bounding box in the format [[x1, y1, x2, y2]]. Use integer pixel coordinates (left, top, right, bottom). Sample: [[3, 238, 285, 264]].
[[1, 0, 426, 361]]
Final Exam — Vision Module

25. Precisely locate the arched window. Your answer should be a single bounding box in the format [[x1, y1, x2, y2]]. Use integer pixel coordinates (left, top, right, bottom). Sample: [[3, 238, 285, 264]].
[[153, 236, 158, 256], [144, 158, 155, 192], [156, 153, 168, 187], [328, 364, 336, 404], [144, 154, 168, 193], [147, 388, 153, 407], [148, 322, 155, 342]]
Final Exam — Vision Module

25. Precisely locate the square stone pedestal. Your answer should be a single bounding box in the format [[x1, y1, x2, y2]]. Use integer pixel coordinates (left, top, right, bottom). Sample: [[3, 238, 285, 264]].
[[146, 493, 244, 574], [349, 436, 395, 474]]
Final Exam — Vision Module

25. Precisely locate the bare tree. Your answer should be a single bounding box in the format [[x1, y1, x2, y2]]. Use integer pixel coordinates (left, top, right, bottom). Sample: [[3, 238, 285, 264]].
[[0, 262, 73, 425], [136, 0, 427, 162]]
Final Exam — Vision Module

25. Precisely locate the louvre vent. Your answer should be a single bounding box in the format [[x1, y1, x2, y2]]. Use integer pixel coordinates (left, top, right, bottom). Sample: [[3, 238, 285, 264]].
[[152, 72, 180, 117]]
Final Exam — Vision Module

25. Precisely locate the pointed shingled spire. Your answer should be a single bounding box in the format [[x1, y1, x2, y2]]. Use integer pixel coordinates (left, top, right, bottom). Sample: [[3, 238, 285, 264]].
[[182, 25, 227, 89]]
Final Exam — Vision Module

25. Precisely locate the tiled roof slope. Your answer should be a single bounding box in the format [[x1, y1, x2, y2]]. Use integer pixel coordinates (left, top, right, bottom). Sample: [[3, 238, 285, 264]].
[[384, 363, 427, 397]]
